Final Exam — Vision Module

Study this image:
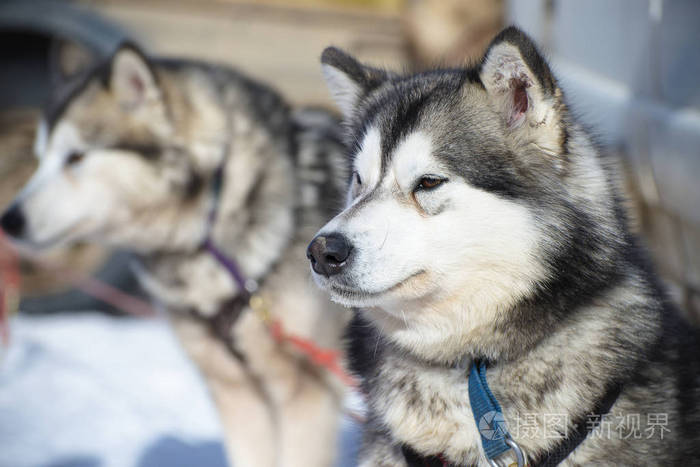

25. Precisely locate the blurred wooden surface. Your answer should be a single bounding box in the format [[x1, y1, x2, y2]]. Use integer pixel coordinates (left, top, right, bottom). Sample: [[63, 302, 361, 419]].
[[403, 0, 503, 67], [81, 0, 408, 107]]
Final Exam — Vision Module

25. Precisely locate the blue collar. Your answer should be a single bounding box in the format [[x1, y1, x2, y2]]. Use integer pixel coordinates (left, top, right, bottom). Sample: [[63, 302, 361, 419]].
[[467, 360, 623, 467], [468, 360, 526, 466]]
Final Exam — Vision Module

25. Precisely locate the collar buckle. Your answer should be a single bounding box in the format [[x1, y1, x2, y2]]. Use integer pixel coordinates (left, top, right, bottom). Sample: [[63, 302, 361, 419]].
[[487, 436, 527, 467]]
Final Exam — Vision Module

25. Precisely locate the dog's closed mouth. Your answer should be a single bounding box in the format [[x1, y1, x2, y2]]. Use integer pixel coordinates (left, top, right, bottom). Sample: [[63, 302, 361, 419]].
[[329, 270, 426, 298], [12, 219, 86, 251]]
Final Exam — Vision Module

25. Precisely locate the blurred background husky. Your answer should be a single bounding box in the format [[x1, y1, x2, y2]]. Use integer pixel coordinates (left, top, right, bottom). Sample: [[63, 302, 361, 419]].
[[1, 34, 350, 467]]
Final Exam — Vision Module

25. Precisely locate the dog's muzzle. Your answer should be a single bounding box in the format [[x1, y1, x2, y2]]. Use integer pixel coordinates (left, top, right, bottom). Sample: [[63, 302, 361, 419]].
[[306, 233, 352, 276]]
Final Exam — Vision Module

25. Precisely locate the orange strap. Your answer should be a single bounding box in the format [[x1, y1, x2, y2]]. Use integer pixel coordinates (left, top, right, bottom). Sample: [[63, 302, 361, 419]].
[[268, 319, 359, 389], [0, 231, 20, 346]]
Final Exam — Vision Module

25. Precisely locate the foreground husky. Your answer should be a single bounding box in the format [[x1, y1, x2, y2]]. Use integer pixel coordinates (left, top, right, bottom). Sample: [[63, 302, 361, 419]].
[[307, 27, 700, 465], [1, 43, 348, 466]]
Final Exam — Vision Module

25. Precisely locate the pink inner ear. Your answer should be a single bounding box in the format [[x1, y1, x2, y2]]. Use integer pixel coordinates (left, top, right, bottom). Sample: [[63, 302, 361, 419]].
[[508, 78, 529, 127], [129, 73, 144, 98]]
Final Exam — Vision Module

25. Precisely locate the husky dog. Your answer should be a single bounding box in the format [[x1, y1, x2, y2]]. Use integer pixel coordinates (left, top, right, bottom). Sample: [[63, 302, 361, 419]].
[[0, 42, 349, 467], [307, 27, 700, 466]]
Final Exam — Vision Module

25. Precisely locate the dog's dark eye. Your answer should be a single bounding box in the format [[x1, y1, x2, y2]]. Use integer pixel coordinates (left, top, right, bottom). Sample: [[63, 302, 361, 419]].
[[353, 171, 362, 185], [66, 151, 85, 166], [416, 176, 446, 191]]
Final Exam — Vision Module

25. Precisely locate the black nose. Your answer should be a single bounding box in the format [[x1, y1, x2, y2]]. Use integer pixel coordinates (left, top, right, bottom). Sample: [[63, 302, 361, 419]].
[[306, 233, 352, 276], [0, 205, 25, 238]]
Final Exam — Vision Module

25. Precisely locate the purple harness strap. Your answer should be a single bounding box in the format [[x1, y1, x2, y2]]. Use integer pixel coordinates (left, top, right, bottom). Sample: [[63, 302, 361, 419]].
[[203, 237, 252, 296], [197, 159, 258, 361], [201, 161, 257, 296]]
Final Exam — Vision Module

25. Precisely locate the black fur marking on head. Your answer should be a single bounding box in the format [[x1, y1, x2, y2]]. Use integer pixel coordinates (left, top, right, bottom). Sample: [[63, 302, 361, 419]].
[[110, 142, 162, 160], [379, 88, 433, 169], [349, 68, 473, 170]]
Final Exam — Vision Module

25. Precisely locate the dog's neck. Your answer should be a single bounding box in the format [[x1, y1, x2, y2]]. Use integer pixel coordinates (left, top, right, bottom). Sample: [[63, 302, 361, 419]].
[[363, 291, 547, 366], [136, 148, 296, 279], [134, 66, 297, 308], [204, 156, 296, 283]]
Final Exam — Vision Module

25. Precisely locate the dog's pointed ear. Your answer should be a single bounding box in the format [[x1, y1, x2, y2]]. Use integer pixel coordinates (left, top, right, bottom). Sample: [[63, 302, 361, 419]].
[[109, 43, 160, 109], [321, 47, 389, 119], [49, 39, 96, 87], [479, 27, 566, 153]]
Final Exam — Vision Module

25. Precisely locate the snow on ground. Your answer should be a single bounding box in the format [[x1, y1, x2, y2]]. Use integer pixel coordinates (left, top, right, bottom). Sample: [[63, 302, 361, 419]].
[[0, 313, 359, 467]]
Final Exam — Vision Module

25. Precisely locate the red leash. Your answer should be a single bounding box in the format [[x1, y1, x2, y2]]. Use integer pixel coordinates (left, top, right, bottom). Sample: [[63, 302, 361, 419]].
[[268, 318, 359, 389], [0, 231, 20, 346], [76, 276, 155, 317], [248, 294, 360, 390]]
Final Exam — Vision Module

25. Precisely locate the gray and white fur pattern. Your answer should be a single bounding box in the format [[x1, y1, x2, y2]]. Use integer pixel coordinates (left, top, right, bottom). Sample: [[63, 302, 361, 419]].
[[308, 27, 700, 466], [1, 42, 349, 467]]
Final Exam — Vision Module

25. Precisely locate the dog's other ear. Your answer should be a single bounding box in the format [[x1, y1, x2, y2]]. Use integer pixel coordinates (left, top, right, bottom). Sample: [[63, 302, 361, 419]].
[[321, 47, 389, 119], [49, 39, 96, 87], [109, 43, 159, 109], [479, 27, 567, 155]]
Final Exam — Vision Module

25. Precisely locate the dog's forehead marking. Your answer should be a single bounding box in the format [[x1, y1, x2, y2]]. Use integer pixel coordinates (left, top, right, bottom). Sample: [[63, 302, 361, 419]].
[[354, 128, 437, 194], [390, 131, 435, 190], [20, 122, 81, 197], [354, 126, 382, 188]]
